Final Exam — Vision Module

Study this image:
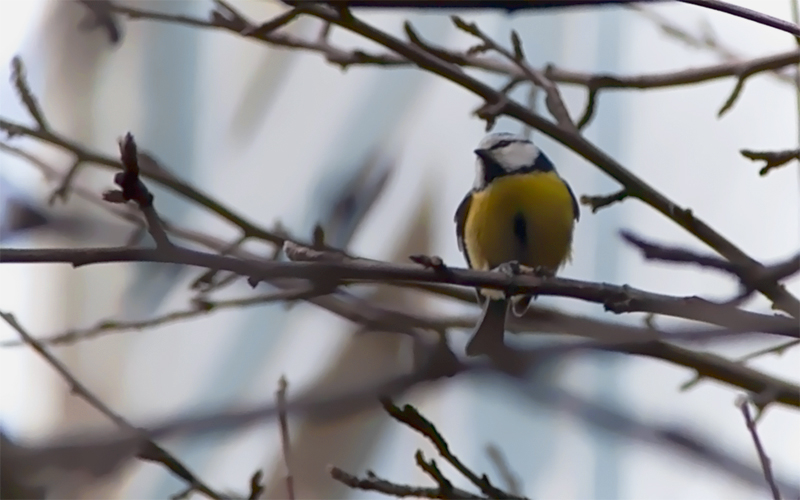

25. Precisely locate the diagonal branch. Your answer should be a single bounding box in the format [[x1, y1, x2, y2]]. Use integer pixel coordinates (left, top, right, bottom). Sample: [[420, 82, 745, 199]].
[[451, 16, 575, 131], [0, 312, 223, 500], [330, 465, 486, 499], [0, 287, 321, 348], [739, 399, 782, 500], [276, 376, 295, 500], [380, 399, 526, 500], [10, 56, 49, 131], [0, 117, 285, 245], [679, 0, 800, 37]]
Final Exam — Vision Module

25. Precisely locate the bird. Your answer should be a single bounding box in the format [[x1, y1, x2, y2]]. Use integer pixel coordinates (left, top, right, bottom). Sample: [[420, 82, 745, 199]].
[[454, 132, 580, 356]]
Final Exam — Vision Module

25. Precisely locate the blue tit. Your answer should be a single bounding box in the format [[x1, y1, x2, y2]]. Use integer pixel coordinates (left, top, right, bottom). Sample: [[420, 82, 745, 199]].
[[454, 132, 580, 356]]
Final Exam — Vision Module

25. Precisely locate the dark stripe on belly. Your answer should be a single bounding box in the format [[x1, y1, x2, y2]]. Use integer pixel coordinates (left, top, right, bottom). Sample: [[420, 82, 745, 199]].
[[513, 212, 527, 248]]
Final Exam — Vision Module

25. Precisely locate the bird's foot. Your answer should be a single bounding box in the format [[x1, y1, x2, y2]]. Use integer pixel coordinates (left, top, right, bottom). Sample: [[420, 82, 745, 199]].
[[495, 260, 522, 277], [531, 265, 555, 278], [494, 261, 525, 300]]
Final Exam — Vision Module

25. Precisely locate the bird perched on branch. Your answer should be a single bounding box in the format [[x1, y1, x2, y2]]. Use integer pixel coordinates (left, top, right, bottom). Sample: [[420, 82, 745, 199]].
[[455, 132, 579, 356]]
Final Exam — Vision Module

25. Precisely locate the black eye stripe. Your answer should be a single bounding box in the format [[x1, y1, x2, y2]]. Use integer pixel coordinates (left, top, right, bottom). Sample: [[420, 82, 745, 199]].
[[487, 138, 531, 150], [488, 140, 512, 150]]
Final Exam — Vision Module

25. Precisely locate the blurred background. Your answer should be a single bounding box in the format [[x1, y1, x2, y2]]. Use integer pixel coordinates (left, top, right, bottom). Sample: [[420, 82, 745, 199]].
[[0, 1, 798, 499]]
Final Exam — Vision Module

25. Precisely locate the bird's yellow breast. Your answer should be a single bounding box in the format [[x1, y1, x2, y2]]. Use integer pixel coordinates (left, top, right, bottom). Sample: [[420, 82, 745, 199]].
[[464, 171, 575, 272]]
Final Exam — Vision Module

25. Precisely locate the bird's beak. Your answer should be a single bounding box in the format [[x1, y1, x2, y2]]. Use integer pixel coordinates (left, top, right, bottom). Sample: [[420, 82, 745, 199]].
[[474, 148, 490, 160]]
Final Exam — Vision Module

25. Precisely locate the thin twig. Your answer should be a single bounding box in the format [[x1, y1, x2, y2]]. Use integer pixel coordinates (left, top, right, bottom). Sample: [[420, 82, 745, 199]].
[[679, 0, 800, 37], [48, 157, 85, 205], [580, 189, 629, 212], [451, 16, 575, 131], [681, 338, 800, 391], [485, 444, 522, 495], [622, 230, 739, 274], [738, 399, 782, 500], [414, 451, 459, 499], [330, 466, 484, 499], [106, 133, 173, 249], [0, 288, 319, 347], [248, 470, 264, 500], [793, 0, 800, 151], [740, 148, 800, 176], [240, 7, 300, 37], [76, 0, 122, 44], [0, 117, 288, 245], [739, 339, 800, 363], [380, 399, 528, 500], [0, 312, 223, 500], [622, 231, 800, 298], [627, 5, 736, 63], [276, 376, 295, 500], [10, 56, 48, 131]]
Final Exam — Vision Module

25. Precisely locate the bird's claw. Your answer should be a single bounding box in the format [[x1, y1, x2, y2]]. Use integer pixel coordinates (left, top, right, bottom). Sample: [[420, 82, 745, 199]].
[[495, 260, 522, 277], [531, 265, 555, 278]]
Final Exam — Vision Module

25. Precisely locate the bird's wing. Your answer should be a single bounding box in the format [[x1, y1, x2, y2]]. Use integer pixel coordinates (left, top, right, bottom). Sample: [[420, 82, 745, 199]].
[[565, 180, 580, 221], [454, 191, 473, 268], [454, 191, 486, 304]]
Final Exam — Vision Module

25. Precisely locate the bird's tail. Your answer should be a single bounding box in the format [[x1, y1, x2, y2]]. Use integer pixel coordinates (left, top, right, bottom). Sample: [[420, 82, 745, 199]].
[[466, 298, 508, 357]]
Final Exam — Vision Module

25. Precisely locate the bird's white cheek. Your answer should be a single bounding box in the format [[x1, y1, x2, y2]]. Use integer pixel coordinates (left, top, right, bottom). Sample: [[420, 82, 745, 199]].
[[498, 150, 523, 169], [497, 144, 540, 170], [473, 161, 485, 189]]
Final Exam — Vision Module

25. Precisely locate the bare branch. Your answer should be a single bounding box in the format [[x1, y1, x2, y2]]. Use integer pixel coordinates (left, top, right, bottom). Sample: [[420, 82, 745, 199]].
[[485, 444, 522, 495], [452, 15, 575, 131], [240, 7, 300, 37], [276, 376, 295, 500], [575, 85, 599, 130], [248, 470, 264, 500], [106, 133, 173, 249], [682, 338, 800, 392], [622, 231, 800, 303], [738, 399, 782, 500], [48, 158, 85, 205], [580, 189, 629, 212], [10, 56, 49, 131], [622, 230, 740, 274], [414, 451, 459, 499], [0, 288, 319, 348], [0, 312, 223, 500], [741, 148, 800, 176], [679, 0, 800, 37], [330, 466, 485, 499], [0, 117, 287, 245], [381, 398, 529, 500]]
